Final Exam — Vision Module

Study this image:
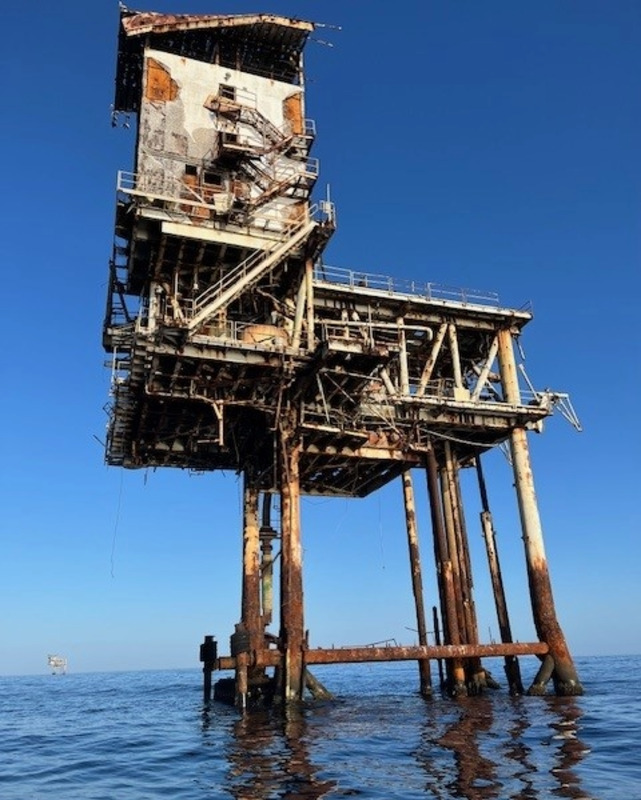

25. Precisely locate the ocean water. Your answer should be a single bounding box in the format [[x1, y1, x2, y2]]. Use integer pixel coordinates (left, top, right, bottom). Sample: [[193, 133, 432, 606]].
[[1, 655, 639, 799]]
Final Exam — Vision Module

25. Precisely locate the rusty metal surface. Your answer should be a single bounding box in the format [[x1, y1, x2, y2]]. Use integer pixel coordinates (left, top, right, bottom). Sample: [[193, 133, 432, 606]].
[[497, 330, 583, 695], [279, 426, 305, 700], [106, 7, 582, 700], [241, 480, 262, 656], [217, 642, 549, 670], [121, 11, 314, 37], [401, 469, 432, 695]]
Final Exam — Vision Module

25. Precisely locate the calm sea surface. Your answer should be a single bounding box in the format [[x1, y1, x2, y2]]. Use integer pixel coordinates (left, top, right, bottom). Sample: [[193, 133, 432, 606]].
[[1, 655, 639, 799]]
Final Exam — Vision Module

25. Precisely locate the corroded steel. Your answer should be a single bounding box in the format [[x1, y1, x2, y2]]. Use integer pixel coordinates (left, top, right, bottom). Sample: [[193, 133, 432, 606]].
[[241, 479, 262, 654], [217, 642, 549, 670], [279, 424, 305, 701], [476, 457, 524, 694], [497, 329, 583, 696], [401, 469, 432, 697], [105, 6, 582, 701]]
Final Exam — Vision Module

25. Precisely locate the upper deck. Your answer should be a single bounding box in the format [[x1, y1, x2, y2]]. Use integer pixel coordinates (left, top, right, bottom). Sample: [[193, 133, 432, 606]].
[[115, 8, 315, 113]]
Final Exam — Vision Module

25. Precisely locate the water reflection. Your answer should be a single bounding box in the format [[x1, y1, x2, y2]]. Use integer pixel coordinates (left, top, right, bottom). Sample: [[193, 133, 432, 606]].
[[414, 693, 593, 800], [543, 698, 593, 799], [220, 705, 336, 799], [200, 685, 592, 799], [505, 695, 593, 799], [435, 698, 501, 799]]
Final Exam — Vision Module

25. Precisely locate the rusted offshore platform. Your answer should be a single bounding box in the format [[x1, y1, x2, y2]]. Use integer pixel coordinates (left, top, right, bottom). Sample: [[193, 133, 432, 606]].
[[105, 7, 583, 704]]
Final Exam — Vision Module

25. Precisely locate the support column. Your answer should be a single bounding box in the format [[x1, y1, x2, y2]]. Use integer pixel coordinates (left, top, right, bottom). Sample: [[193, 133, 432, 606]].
[[443, 442, 485, 691], [199, 635, 217, 703], [238, 474, 265, 706], [279, 423, 305, 702], [440, 451, 468, 645], [476, 457, 524, 695], [259, 493, 277, 628], [398, 317, 410, 396], [401, 468, 432, 697], [432, 606, 445, 688], [497, 328, 583, 696], [241, 476, 262, 655], [425, 446, 465, 695], [305, 258, 315, 351]]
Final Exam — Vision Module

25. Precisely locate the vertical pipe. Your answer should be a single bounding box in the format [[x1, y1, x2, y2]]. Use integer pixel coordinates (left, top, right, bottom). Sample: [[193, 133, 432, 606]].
[[241, 476, 262, 656], [291, 278, 307, 350], [476, 457, 524, 695], [305, 258, 315, 351], [443, 442, 484, 689], [279, 425, 305, 701], [425, 447, 465, 694], [496, 328, 583, 696], [401, 469, 432, 697], [260, 533, 274, 627], [199, 635, 217, 703], [398, 317, 410, 395], [448, 323, 463, 389], [440, 453, 467, 643], [260, 494, 275, 627], [432, 606, 445, 688], [236, 651, 249, 711], [424, 448, 450, 641]]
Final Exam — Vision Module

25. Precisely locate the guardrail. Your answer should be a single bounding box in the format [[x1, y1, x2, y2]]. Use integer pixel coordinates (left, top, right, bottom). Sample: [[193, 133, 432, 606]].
[[313, 264, 500, 307], [116, 169, 325, 234], [186, 201, 334, 320]]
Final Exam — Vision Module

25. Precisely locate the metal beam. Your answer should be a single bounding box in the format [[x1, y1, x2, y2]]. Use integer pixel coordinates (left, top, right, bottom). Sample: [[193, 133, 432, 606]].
[[217, 641, 550, 670]]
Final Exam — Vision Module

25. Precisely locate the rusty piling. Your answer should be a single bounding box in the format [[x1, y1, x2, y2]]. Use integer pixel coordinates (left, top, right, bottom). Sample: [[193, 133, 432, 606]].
[[401, 468, 432, 697], [279, 421, 305, 702], [259, 493, 277, 628], [476, 457, 524, 694], [425, 447, 466, 695], [432, 606, 445, 688], [497, 329, 583, 696]]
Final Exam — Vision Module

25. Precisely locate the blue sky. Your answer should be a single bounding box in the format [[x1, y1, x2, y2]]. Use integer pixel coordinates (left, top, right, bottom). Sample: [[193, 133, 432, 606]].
[[1, 1, 639, 676]]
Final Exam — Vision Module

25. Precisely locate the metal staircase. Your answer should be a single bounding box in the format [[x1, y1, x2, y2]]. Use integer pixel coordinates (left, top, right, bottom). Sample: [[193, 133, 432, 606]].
[[205, 92, 317, 213], [187, 211, 322, 332], [106, 344, 147, 465], [205, 94, 313, 158]]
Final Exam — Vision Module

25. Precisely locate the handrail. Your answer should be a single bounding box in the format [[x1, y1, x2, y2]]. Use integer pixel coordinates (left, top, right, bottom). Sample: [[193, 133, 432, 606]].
[[117, 170, 318, 237], [313, 264, 501, 308], [187, 202, 334, 321]]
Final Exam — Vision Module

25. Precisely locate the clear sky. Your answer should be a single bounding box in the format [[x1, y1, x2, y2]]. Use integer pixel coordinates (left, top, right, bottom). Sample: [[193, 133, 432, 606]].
[[1, 1, 639, 676]]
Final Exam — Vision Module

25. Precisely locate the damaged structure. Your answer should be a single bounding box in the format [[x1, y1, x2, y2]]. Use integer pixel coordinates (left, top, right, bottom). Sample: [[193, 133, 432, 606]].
[[104, 6, 583, 704]]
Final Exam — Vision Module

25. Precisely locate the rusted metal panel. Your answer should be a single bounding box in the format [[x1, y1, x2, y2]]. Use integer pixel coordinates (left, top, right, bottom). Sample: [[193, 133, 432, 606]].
[[283, 93, 304, 136], [145, 58, 178, 103]]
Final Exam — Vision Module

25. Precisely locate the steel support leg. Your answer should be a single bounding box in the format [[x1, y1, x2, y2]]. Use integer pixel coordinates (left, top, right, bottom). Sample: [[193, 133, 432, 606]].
[[497, 329, 583, 696], [279, 425, 305, 702], [401, 469, 432, 697]]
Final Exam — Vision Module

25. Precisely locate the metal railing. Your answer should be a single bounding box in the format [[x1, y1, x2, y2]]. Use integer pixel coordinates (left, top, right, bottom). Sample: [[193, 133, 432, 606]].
[[187, 201, 335, 320], [313, 264, 500, 307], [117, 170, 319, 235]]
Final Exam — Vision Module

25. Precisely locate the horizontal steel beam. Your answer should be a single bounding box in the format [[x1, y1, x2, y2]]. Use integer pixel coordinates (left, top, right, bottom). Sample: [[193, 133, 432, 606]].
[[216, 641, 549, 670]]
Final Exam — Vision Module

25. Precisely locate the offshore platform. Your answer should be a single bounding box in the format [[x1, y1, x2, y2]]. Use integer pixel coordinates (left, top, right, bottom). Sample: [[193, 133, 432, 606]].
[[104, 7, 583, 705]]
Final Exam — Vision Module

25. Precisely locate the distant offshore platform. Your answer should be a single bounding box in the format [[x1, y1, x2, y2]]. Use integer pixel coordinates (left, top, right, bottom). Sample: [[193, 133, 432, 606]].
[[47, 655, 67, 675]]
